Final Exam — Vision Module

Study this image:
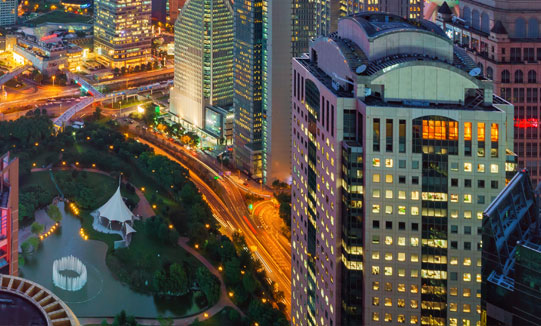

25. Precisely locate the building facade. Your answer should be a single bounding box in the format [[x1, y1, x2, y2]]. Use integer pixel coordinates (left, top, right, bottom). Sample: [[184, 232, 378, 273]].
[[482, 169, 541, 326], [291, 12, 516, 326], [435, 0, 541, 184], [232, 0, 264, 179], [94, 0, 152, 68], [0, 0, 16, 27], [169, 0, 234, 130], [0, 152, 18, 276]]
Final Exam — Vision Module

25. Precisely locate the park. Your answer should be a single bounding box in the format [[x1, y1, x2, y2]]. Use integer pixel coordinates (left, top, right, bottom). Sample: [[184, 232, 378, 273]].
[[2, 112, 288, 326]]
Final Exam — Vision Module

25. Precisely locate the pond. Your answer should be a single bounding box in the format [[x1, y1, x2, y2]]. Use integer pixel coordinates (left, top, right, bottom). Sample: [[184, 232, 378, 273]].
[[20, 203, 203, 318]]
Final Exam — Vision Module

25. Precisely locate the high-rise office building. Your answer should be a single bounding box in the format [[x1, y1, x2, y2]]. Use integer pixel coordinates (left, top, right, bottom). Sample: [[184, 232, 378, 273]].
[[167, 0, 186, 24], [435, 0, 541, 184], [0, 0, 16, 27], [94, 0, 152, 68], [482, 169, 541, 326], [169, 0, 234, 129], [0, 152, 18, 276], [291, 12, 516, 326], [233, 0, 264, 179]]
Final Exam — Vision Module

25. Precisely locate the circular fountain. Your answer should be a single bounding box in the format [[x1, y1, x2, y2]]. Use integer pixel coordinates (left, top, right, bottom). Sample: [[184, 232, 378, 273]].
[[52, 255, 87, 291]]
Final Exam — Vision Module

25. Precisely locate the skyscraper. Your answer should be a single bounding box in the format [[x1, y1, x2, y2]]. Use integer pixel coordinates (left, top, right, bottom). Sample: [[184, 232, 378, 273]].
[[233, 0, 264, 179], [291, 12, 516, 326], [169, 0, 234, 129], [94, 0, 152, 68], [482, 169, 541, 326], [0, 152, 18, 276], [435, 0, 541, 184], [0, 0, 16, 27]]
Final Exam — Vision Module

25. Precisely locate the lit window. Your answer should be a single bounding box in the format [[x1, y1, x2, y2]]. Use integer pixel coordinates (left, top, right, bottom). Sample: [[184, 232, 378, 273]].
[[464, 122, 472, 140], [398, 269, 406, 277], [384, 297, 392, 307], [372, 205, 380, 213], [399, 191, 406, 199], [398, 237, 406, 246], [451, 194, 459, 202], [450, 318, 458, 326], [385, 236, 393, 245], [372, 190, 381, 198], [491, 123, 499, 142], [372, 297, 380, 306], [463, 258, 471, 266], [463, 319, 471, 326], [411, 254, 419, 262], [372, 266, 380, 275], [373, 174, 381, 183], [386, 190, 393, 199], [398, 253, 406, 261], [410, 300, 418, 309], [385, 282, 392, 291], [477, 123, 485, 141], [463, 273, 472, 282], [373, 281, 379, 290], [411, 270, 419, 278], [398, 283, 406, 292], [386, 174, 393, 183], [385, 313, 392, 322], [464, 211, 472, 219], [385, 253, 393, 261], [477, 164, 485, 172], [385, 159, 393, 168], [385, 267, 393, 276], [464, 163, 472, 172], [372, 312, 379, 321], [450, 257, 458, 265], [385, 206, 393, 214], [463, 304, 471, 313], [411, 316, 418, 324], [410, 285, 418, 293], [450, 303, 458, 311], [491, 164, 499, 173], [398, 299, 405, 307], [464, 194, 472, 203], [398, 206, 406, 215], [451, 210, 459, 218], [410, 237, 419, 247], [450, 287, 458, 296], [411, 191, 419, 200], [372, 252, 380, 260], [477, 212, 483, 220], [476, 274, 482, 282], [373, 158, 381, 167], [411, 206, 419, 215]]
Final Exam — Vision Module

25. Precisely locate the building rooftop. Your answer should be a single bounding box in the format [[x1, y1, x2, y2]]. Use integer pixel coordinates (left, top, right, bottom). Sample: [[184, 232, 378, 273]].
[[347, 12, 448, 39]]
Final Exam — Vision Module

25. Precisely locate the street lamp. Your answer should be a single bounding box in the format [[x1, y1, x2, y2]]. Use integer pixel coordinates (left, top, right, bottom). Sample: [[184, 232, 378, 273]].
[[52, 75, 56, 87]]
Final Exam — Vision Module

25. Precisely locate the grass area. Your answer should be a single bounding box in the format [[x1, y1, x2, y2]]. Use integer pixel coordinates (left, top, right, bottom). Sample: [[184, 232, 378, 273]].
[[28, 10, 92, 24], [20, 171, 57, 194]]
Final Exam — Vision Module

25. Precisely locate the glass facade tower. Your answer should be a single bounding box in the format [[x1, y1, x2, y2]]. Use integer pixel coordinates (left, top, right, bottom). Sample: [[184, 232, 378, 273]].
[[170, 0, 234, 129], [94, 0, 152, 68]]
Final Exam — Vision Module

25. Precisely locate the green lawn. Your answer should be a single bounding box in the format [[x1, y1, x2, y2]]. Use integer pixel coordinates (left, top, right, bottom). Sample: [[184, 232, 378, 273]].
[[28, 10, 92, 24], [20, 171, 57, 194]]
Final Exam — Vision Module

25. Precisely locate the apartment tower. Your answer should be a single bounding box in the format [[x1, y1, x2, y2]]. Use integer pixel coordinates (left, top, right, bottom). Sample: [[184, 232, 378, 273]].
[[0, 0, 16, 26], [0, 152, 18, 276], [94, 0, 152, 68], [291, 12, 516, 326], [169, 0, 234, 129], [435, 0, 541, 184]]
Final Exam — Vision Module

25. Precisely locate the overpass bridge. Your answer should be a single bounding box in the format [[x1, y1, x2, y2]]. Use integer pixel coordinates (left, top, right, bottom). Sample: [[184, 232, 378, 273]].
[[0, 65, 31, 87], [67, 73, 104, 98]]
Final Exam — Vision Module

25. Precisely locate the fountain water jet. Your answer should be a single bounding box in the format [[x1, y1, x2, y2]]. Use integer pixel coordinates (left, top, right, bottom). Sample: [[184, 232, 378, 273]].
[[52, 256, 87, 291]]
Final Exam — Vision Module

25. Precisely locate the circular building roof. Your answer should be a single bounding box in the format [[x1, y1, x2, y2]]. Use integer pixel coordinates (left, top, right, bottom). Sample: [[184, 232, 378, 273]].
[[0, 274, 80, 326]]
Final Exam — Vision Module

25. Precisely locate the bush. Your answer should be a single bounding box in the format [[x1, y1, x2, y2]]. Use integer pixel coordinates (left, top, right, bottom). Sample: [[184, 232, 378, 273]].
[[195, 267, 220, 305], [47, 204, 62, 222], [30, 222, 44, 235]]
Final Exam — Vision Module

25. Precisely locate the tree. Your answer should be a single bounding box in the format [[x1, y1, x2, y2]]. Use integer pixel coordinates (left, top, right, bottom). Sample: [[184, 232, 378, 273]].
[[47, 205, 62, 222], [169, 263, 188, 294], [196, 267, 220, 305], [93, 106, 103, 120], [31, 222, 44, 235]]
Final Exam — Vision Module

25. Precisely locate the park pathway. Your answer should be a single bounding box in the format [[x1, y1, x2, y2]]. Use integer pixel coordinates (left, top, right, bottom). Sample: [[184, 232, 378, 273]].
[[78, 237, 240, 326]]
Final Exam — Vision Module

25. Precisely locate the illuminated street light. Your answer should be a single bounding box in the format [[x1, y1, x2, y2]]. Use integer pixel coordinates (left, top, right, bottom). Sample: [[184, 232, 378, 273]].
[[218, 266, 223, 272], [228, 291, 234, 297], [137, 105, 145, 114], [194, 244, 199, 249]]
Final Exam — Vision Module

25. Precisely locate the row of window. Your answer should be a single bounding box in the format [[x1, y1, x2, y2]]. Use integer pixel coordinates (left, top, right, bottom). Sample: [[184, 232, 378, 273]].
[[501, 69, 538, 84]]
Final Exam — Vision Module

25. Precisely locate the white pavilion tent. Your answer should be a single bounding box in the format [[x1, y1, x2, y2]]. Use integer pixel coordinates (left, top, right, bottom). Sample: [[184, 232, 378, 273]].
[[95, 185, 135, 231]]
